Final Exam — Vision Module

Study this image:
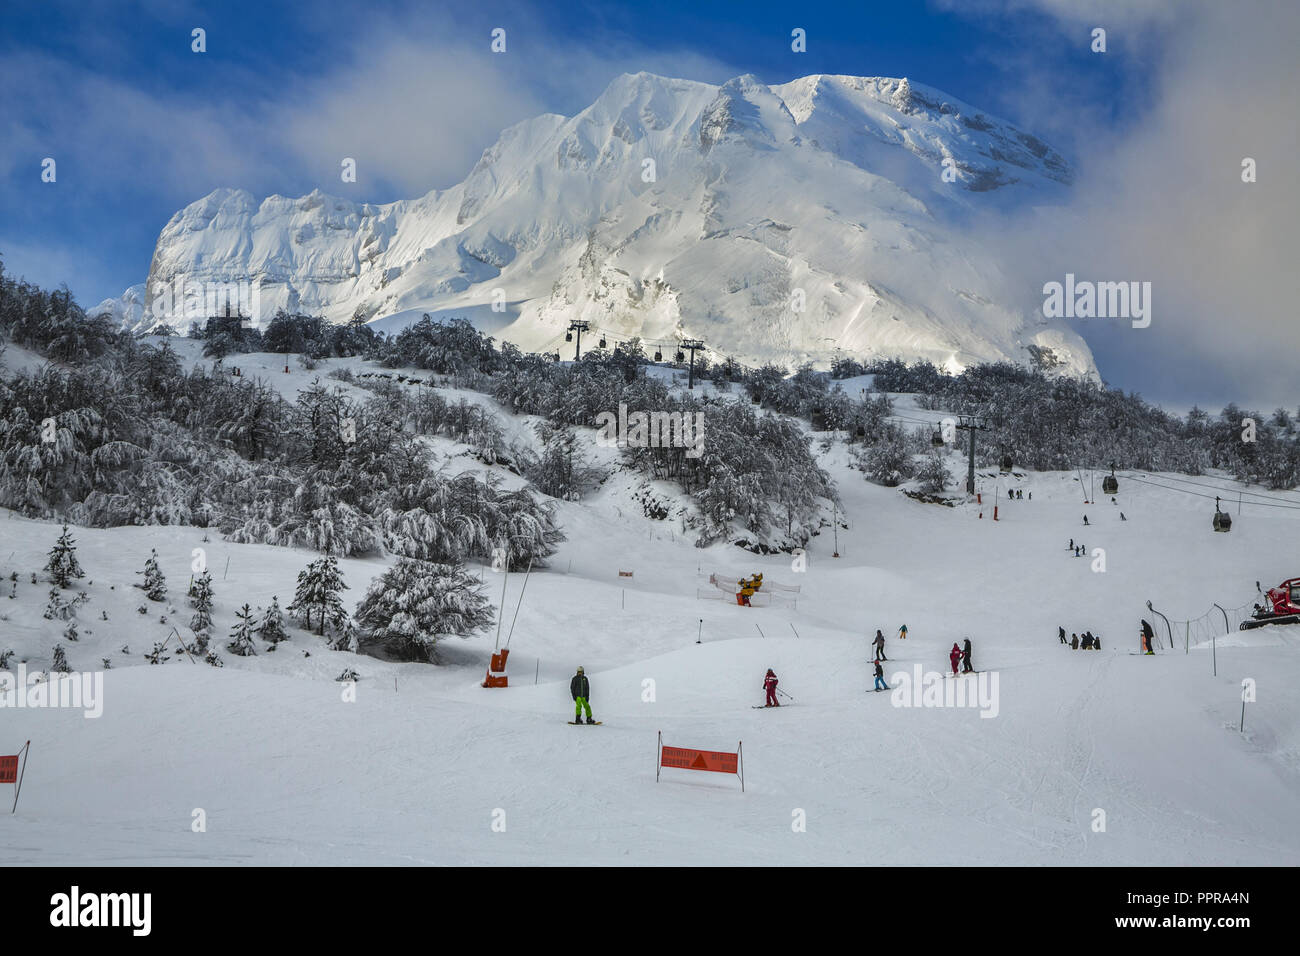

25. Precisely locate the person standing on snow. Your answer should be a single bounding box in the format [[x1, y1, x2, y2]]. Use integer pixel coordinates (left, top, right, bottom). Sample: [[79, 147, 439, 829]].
[[1071, 633, 1079, 650], [898, 624, 908, 640], [962, 638, 974, 673], [873, 659, 889, 692], [571, 666, 596, 723], [949, 643, 962, 676], [1141, 620, 1155, 655], [763, 669, 780, 707], [873, 629, 887, 661], [1059, 626, 1067, 645]]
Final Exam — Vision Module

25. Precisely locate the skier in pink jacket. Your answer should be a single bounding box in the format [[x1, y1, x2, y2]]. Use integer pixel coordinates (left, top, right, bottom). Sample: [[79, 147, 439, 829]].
[[949, 643, 962, 676]]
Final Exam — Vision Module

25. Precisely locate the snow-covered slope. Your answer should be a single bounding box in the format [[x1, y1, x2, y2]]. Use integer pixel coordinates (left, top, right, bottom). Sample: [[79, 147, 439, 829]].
[[105, 72, 1094, 376], [3, 389, 1298, 864]]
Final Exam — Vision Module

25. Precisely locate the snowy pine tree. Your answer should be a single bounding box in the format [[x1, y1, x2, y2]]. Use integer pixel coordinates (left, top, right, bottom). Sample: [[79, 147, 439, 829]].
[[51, 644, 71, 673], [190, 570, 214, 646], [258, 596, 288, 645], [138, 549, 167, 601], [227, 603, 258, 656], [45, 525, 85, 588], [287, 556, 349, 637], [353, 558, 493, 663], [63, 620, 79, 642]]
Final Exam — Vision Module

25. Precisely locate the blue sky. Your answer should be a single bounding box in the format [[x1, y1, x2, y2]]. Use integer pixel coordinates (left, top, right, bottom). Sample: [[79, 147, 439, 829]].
[[1, 0, 1296, 406]]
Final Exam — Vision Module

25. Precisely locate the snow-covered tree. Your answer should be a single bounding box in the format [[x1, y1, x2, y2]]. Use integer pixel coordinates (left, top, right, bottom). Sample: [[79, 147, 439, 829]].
[[63, 620, 79, 642], [190, 570, 214, 645], [258, 596, 288, 645], [45, 525, 84, 588], [855, 430, 913, 487], [138, 548, 167, 601], [915, 452, 951, 493], [353, 558, 493, 663], [227, 604, 258, 656], [287, 555, 349, 637], [51, 645, 71, 673]]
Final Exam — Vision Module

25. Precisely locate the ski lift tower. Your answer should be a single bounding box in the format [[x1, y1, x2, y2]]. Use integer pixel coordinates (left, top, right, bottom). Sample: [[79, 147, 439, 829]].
[[566, 320, 590, 361], [954, 416, 989, 496], [681, 339, 705, 389]]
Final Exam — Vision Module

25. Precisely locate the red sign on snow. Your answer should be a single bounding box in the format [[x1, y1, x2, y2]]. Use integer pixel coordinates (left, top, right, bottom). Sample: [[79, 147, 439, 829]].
[[0, 755, 16, 785], [656, 732, 744, 791]]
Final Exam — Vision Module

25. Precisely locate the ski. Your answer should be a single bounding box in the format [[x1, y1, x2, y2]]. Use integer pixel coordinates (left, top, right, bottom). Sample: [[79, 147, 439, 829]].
[[752, 705, 793, 709], [567, 721, 603, 725]]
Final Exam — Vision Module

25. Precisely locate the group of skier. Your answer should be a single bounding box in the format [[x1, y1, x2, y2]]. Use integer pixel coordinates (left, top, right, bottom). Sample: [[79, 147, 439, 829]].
[[1058, 626, 1101, 650]]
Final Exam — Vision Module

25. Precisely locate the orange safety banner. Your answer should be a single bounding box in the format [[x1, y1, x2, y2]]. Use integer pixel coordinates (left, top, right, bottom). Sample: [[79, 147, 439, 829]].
[[660, 745, 738, 775], [0, 755, 17, 785]]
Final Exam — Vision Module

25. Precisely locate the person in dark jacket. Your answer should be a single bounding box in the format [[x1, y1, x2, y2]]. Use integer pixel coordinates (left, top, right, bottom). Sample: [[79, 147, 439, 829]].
[[873, 629, 887, 661], [1141, 620, 1155, 655], [763, 669, 780, 707], [1081, 633, 1093, 650], [962, 638, 974, 672], [1059, 626, 1067, 645], [873, 659, 889, 692], [1071, 633, 1079, 650], [1093, 634, 1102, 650], [570, 666, 595, 723]]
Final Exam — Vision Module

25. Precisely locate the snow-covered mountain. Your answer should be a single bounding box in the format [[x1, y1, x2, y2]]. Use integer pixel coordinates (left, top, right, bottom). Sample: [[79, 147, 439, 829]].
[[100, 72, 1095, 376]]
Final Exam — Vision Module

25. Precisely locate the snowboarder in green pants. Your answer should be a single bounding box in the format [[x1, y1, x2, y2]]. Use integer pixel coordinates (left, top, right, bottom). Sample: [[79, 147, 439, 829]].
[[571, 666, 596, 723]]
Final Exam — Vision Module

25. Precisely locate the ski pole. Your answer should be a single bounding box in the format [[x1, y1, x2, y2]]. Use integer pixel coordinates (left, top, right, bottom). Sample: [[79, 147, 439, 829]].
[[777, 688, 795, 701]]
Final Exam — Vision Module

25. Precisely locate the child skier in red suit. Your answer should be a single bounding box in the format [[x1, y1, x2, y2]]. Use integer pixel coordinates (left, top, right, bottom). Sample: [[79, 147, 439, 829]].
[[949, 643, 962, 676], [763, 669, 780, 707]]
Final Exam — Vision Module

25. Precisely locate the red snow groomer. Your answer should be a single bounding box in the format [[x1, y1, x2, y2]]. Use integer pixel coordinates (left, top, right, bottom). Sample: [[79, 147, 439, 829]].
[[1240, 578, 1300, 630]]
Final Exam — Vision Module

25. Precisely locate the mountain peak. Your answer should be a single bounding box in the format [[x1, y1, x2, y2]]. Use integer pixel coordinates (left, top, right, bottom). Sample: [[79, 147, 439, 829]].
[[120, 70, 1092, 378]]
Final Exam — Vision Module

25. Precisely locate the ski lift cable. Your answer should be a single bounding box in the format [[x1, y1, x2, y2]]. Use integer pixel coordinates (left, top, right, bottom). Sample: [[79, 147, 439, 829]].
[[1122, 473, 1300, 510], [1121, 471, 1300, 506]]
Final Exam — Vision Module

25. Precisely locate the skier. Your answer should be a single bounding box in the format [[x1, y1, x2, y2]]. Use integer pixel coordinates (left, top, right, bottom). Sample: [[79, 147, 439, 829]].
[[873, 659, 889, 692], [898, 624, 908, 640], [1028, 492, 1032, 500], [570, 666, 596, 724], [1141, 620, 1155, 655], [1083, 515, 1089, 525], [962, 637, 974, 673], [1069, 538, 1074, 550], [1017, 489, 1023, 500], [948, 643, 962, 676], [1121, 512, 1127, 521], [1059, 625, 1067, 645], [873, 629, 887, 661], [1094, 634, 1102, 650], [1008, 489, 1014, 500], [1081, 633, 1093, 650], [763, 668, 780, 707], [1071, 633, 1079, 650]]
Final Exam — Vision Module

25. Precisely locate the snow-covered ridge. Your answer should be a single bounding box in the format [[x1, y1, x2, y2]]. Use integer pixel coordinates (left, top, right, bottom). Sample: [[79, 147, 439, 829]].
[[97, 71, 1094, 378]]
